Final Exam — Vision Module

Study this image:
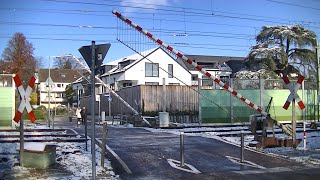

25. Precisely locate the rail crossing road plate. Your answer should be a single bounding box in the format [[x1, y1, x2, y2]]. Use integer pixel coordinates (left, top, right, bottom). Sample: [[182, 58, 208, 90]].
[[108, 96, 112, 102]]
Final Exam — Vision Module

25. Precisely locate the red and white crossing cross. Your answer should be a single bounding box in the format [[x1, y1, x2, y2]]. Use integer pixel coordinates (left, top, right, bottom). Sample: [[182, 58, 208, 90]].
[[13, 74, 36, 123], [281, 74, 305, 110]]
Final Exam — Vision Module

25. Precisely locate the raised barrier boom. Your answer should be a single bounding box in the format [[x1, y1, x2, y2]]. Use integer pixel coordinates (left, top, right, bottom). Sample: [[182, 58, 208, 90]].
[[112, 10, 294, 135], [112, 10, 266, 116]]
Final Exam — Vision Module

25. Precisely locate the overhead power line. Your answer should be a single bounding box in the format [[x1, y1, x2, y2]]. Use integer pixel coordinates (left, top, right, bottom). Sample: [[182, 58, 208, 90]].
[[0, 35, 249, 52], [0, 21, 256, 39], [0, 7, 261, 29], [106, 0, 320, 22], [2, 6, 320, 30], [0, 33, 251, 47], [40, 0, 320, 27], [265, 0, 320, 11]]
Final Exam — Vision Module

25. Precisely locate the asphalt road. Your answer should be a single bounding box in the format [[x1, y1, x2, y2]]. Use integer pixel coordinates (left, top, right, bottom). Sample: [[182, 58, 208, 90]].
[[54, 116, 320, 179], [104, 127, 320, 180]]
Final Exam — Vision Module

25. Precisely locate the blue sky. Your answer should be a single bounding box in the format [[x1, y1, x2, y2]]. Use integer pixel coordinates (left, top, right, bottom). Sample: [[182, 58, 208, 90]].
[[1, 0, 319, 68]]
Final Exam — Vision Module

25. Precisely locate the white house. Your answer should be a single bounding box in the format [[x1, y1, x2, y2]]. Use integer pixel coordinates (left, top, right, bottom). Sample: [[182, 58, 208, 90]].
[[71, 75, 103, 108], [36, 69, 82, 108], [100, 48, 192, 90], [181, 55, 245, 87], [71, 76, 84, 108]]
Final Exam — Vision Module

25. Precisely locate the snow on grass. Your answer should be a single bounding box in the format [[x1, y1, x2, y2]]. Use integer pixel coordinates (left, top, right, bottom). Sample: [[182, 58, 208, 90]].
[[0, 131, 118, 180], [57, 142, 116, 179], [24, 142, 47, 151]]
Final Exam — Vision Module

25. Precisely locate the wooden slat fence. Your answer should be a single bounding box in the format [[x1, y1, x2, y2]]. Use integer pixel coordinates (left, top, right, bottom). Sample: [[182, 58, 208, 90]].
[[81, 85, 199, 122]]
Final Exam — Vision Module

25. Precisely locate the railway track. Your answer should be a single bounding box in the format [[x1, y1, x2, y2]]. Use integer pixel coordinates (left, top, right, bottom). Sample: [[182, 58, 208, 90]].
[[0, 128, 86, 143], [162, 124, 320, 137]]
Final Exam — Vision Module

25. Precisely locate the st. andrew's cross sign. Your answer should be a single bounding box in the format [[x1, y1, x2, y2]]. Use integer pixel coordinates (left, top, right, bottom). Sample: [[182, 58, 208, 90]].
[[281, 74, 305, 110], [13, 74, 36, 123]]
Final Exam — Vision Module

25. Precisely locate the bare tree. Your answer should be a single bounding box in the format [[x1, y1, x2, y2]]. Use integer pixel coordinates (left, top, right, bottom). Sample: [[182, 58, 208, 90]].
[[0, 32, 39, 84], [53, 56, 85, 69]]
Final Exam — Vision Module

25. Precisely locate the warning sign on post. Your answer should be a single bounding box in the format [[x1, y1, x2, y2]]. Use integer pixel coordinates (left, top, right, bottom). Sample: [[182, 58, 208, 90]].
[[281, 74, 305, 110], [13, 74, 36, 123]]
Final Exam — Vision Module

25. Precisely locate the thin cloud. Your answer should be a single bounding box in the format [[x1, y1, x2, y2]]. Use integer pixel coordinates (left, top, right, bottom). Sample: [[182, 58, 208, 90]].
[[120, 0, 170, 12]]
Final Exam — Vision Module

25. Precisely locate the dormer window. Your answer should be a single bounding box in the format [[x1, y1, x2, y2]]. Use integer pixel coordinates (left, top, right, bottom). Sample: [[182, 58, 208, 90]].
[[61, 74, 66, 78]]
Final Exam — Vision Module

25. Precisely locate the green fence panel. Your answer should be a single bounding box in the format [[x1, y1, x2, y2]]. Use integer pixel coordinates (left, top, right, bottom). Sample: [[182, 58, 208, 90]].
[[0, 87, 15, 126], [201, 89, 318, 123]]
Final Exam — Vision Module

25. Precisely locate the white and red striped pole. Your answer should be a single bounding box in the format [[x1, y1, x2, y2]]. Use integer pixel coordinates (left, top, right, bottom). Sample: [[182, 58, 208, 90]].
[[302, 79, 306, 150], [112, 10, 267, 116]]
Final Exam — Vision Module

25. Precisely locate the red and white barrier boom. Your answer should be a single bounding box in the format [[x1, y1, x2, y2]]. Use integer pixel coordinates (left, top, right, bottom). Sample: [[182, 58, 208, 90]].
[[112, 10, 267, 116], [13, 74, 36, 123]]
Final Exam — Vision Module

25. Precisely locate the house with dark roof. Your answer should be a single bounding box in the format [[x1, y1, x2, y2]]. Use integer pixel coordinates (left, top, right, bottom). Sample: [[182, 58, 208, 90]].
[[71, 74, 105, 108], [181, 55, 245, 87], [35, 69, 82, 108], [100, 48, 192, 90]]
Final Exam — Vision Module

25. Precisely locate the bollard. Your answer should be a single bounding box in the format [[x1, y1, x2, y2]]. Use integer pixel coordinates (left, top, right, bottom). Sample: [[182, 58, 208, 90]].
[[101, 122, 107, 167], [85, 118, 88, 151], [241, 131, 244, 163], [180, 132, 184, 167]]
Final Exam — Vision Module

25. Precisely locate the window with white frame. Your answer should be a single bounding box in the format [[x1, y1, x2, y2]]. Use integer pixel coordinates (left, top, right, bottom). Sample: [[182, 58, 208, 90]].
[[202, 75, 213, 86], [145, 82, 159, 85], [168, 64, 173, 78], [169, 83, 179, 85], [191, 74, 198, 81], [145, 62, 159, 77]]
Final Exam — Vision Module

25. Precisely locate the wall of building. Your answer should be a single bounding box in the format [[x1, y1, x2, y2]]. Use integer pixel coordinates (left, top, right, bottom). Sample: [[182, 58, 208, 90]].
[[39, 82, 70, 108], [125, 49, 192, 85]]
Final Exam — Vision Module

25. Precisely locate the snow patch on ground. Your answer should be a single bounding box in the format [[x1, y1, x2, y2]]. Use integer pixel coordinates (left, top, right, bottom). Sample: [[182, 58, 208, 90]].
[[0, 132, 118, 180], [24, 142, 47, 151]]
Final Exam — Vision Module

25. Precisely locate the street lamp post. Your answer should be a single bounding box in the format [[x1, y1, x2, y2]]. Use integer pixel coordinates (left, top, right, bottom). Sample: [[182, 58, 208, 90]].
[[317, 40, 320, 122], [108, 72, 111, 120], [77, 85, 79, 108], [48, 56, 51, 128]]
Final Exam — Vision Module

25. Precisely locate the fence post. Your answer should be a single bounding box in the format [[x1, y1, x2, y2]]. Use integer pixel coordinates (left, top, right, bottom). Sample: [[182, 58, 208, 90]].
[[230, 78, 233, 124], [198, 78, 202, 125], [101, 121, 107, 167], [162, 78, 166, 112], [260, 78, 265, 113]]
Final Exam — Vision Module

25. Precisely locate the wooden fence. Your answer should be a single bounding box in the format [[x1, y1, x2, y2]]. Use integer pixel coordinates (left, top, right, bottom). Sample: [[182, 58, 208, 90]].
[[81, 85, 199, 122]]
